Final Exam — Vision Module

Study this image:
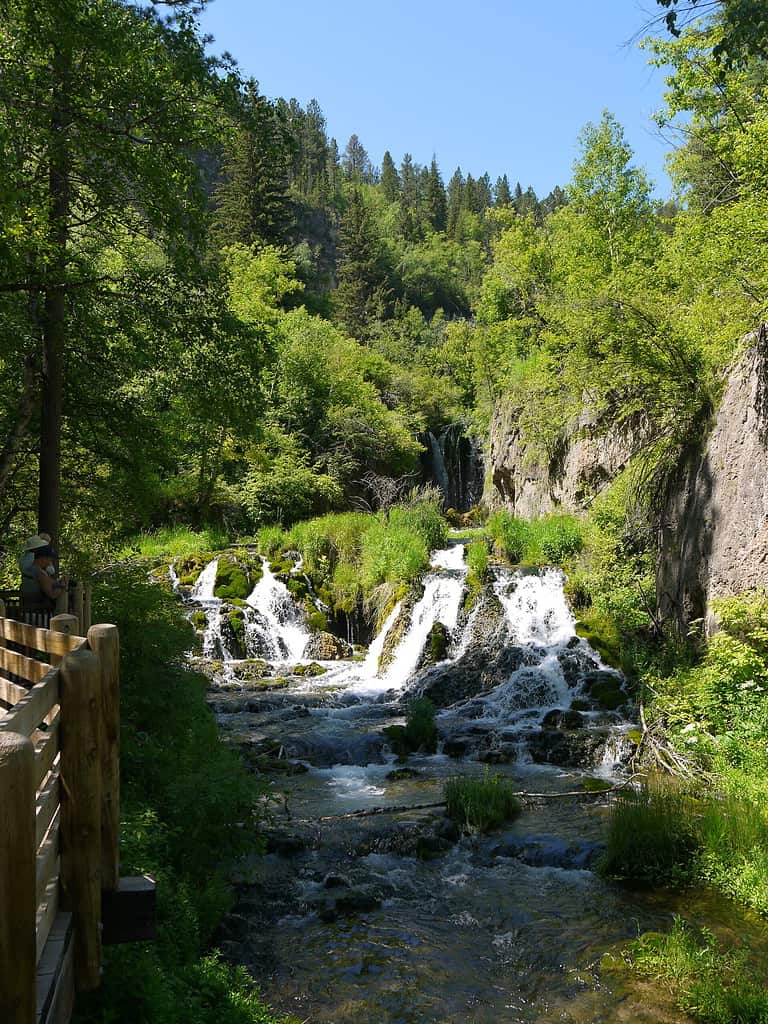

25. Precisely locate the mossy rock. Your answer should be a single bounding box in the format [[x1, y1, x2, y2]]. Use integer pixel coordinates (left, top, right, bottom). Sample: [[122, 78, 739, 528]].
[[626, 728, 643, 745], [214, 553, 252, 601], [590, 680, 628, 710], [286, 577, 309, 602], [427, 621, 449, 664], [582, 776, 613, 792], [227, 609, 246, 643], [290, 662, 327, 677], [574, 621, 621, 670], [191, 609, 207, 631]]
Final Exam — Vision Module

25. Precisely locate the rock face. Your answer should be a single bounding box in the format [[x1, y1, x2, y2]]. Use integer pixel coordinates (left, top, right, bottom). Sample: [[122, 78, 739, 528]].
[[303, 631, 353, 660], [484, 402, 644, 515], [658, 328, 768, 625]]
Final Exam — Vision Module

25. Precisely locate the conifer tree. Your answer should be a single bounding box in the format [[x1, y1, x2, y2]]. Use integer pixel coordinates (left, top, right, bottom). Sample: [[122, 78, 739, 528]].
[[211, 83, 293, 248], [494, 174, 512, 206], [446, 167, 465, 237], [380, 150, 401, 201], [425, 157, 447, 232], [399, 153, 422, 240], [342, 134, 373, 182], [334, 189, 390, 339]]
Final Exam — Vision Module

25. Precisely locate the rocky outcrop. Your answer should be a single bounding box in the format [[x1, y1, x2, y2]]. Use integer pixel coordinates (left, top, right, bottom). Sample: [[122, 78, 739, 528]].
[[484, 402, 644, 516], [303, 631, 353, 660], [658, 327, 768, 625]]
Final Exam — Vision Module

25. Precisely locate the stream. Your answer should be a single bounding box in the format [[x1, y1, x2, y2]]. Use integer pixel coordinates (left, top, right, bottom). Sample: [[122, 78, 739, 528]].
[[180, 544, 768, 1023]]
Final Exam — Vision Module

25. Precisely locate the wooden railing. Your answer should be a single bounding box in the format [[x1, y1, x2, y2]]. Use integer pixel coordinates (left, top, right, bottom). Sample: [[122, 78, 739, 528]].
[[0, 604, 120, 1024], [0, 585, 92, 633]]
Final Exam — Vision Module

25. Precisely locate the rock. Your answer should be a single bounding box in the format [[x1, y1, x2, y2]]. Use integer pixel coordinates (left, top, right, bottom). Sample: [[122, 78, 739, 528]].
[[492, 833, 605, 870], [442, 736, 471, 758], [526, 728, 608, 768], [386, 767, 421, 780], [216, 913, 249, 942], [379, 587, 424, 672], [478, 745, 517, 764], [437, 817, 461, 842], [581, 670, 628, 710], [541, 709, 585, 730], [332, 888, 381, 915], [421, 621, 449, 667], [658, 330, 768, 625], [266, 834, 307, 857], [303, 631, 353, 660], [323, 872, 351, 889]]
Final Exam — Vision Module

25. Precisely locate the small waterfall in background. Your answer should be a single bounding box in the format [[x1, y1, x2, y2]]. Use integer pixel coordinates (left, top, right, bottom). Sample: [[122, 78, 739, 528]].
[[245, 558, 310, 661], [422, 423, 484, 512]]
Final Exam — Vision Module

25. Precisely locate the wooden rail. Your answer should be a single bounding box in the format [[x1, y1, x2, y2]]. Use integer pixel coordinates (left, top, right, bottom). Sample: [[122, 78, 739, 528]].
[[0, 586, 92, 634], [0, 603, 120, 1024]]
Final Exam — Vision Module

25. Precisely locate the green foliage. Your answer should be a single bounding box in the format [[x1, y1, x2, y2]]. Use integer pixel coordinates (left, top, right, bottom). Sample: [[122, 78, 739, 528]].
[[444, 772, 521, 833], [74, 567, 288, 1024], [626, 918, 768, 1024], [384, 697, 438, 757], [487, 511, 529, 562], [120, 526, 230, 561], [256, 525, 289, 557], [598, 783, 699, 885]]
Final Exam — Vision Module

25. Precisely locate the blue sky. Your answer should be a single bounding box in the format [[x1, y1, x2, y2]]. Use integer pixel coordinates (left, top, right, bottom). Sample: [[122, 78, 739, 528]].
[[199, 0, 673, 197]]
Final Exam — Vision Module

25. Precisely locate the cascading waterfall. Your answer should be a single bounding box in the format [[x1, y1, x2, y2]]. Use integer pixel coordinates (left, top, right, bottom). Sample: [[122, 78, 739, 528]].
[[245, 558, 310, 661], [190, 558, 234, 660], [379, 544, 467, 691]]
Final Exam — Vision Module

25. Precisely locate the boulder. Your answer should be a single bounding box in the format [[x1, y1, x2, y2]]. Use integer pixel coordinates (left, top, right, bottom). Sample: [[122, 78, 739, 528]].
[[526, 728, 608, 768], [303, 631, 353, 660]]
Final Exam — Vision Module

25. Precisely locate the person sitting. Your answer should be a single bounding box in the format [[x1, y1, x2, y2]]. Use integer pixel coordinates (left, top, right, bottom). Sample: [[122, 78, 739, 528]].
[[20, 545, 67, 612]]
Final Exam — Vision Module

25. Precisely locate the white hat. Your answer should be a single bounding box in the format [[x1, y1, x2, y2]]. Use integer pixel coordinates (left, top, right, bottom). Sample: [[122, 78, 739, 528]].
[[25, 535, 48, 551]]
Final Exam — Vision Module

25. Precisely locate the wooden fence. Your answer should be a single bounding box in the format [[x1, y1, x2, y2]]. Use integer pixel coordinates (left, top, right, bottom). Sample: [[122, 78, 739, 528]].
[[0, 585, 92, 633], [0, 603, 120, 1024]]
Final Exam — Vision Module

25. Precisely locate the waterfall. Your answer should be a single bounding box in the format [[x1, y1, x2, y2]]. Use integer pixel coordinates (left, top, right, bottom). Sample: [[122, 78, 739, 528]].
[[190, 558, 234, 660], [245, 558, 309, 662], [494, 568, 575, 647], [380, 545, 467, 691]]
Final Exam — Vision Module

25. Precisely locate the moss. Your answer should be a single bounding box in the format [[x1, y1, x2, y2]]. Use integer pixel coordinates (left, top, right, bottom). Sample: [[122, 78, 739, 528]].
[[290, 662, 327, 677], [575, 619, 622, 670], [591, 680, 627, 710], [214, 553, 251, 601], [227, 608, 246, 644], [191, 609, 207, 631], [582, 776, 613, 792], [306, 606, 328, 632], [383, 698, 437, 756], [627, 728, 643, 745]]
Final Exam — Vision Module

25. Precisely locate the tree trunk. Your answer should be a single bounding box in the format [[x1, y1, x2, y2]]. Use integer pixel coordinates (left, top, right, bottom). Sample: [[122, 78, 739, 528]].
[[38, 47, 70, 547]]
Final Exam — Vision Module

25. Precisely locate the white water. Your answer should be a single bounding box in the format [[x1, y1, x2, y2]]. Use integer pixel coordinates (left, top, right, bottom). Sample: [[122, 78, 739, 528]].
[[495, 568, 574, 646], [245, 558, 309, 662], [191, 558, 219, 601], [190, 559, 234, 660]]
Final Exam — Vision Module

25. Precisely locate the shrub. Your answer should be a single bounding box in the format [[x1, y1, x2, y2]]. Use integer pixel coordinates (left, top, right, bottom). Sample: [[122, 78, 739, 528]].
[[242, 455, 342, 528], [529, 514, 584, 563], [444, 772, 521, 832]]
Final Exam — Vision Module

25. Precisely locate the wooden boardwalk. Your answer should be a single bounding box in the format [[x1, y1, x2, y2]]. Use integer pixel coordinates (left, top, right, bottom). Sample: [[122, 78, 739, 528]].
[[0, 601, 121, 1024]]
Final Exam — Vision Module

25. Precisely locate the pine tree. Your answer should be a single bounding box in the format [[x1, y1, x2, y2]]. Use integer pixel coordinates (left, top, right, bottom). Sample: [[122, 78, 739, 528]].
[[334, 189, 390, 339], [399, 153, 422, 240], [380, 150, 401, 201], [540, 185, 567, 216], [446, 167, 465, 237], [494, 174, 512, 206], [211, 83, 293, 248], [425, 157, 447, 232], [342, 134, 373, 182]]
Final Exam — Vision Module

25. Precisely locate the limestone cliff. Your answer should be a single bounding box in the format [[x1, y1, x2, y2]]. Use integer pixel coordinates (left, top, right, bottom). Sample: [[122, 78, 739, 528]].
[[484, 402, 642, 516], [657, 326, 768, 625]]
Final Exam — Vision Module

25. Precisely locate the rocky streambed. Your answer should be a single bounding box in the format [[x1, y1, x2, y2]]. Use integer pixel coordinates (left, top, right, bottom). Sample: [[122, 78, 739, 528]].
[[176, 545, 759, 1023]]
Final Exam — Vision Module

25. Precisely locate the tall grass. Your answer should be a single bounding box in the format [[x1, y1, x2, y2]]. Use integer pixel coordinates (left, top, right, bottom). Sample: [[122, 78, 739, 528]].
[[444, 772, 521, 833], [120, 524, 230, 560], [486, 511, 584, 565], [598, 782, 699, 885]]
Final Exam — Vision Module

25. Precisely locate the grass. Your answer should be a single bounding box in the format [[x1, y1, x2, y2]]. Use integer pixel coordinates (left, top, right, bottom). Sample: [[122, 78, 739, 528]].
[[625, 918, 768, 1024], [120, 524, 230, 560], [384, 697, 438, 757], [444, 772, 521, 833], [486, 511, 584, 565], [597, 782, 699, 885]]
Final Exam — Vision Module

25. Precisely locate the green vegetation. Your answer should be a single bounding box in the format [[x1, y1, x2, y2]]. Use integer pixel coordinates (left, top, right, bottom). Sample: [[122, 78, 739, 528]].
[[487, 512, 584, 565], [121, 526, 230, 562], [620, 918, 768, 1024], [384, 697, 438, 757], [444, 772, 521, 833], [76, 567, 291, 1024], [465, 539, 490, 605], [275, 492, 447, 623]]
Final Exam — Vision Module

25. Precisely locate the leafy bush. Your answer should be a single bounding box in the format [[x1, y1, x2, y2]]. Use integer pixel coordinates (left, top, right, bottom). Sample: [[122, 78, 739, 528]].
[[444, 772, 521, 832], [384, 697, 438, 756], [527, 514, 584, 562], [75, 567, 288, 1024], [243, 454, 342, 528]]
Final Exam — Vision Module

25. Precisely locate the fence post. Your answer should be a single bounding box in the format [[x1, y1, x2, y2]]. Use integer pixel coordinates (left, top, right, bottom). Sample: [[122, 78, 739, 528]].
[[59, 647, 102, 992], [87, 624, 120, 893], [49, 613, 79, 667], [0, 730, 36, 1024]]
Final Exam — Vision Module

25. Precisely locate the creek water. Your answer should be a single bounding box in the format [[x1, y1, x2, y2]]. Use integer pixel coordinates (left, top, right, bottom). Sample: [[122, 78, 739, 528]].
[[184, 545, 767, 1024]]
